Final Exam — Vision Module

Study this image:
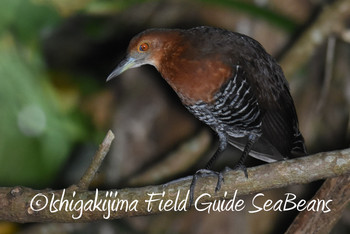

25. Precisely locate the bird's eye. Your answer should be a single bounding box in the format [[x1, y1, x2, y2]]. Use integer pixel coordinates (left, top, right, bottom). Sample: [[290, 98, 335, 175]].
[[138, 43, 149, 52]]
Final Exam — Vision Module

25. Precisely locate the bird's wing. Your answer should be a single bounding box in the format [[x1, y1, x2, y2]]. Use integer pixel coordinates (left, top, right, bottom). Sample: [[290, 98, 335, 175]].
[[224, 33, 307, 158], [260, 95, 307, 158], [207, 65, 286, 162], [240, 52, 307, 158]]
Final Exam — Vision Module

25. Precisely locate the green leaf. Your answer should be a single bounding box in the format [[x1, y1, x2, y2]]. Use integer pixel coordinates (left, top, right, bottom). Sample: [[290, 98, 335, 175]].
[[0, 0, 61, 43], [0, 35, 85, 187]]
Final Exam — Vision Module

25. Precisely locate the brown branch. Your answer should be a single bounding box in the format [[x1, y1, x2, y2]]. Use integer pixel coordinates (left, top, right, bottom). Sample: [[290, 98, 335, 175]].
[[0, 146, 349, 223], [286, 174, 350, 234]]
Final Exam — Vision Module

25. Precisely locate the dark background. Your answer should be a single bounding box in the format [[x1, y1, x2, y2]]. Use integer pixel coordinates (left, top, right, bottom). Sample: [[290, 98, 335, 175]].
[[0, 0, 349, 233]]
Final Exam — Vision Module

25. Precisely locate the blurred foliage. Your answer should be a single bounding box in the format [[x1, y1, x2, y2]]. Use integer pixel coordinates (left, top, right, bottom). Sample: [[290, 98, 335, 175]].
[[199, 0, 298, 32], [35, 0, 151, 16], [0, 0, 60, 43], [0, 0, 89, 187]]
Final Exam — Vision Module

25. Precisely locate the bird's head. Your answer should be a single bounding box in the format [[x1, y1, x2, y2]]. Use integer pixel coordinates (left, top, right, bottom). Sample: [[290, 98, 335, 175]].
[[106, 28, 182, 81]]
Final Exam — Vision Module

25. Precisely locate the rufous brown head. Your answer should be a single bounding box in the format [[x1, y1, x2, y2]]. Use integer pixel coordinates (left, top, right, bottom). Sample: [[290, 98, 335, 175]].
[[106, 29, 181, 81]]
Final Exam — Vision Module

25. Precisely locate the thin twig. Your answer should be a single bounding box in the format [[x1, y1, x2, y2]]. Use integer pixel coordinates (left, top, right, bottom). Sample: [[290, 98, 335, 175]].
[[280, 0, 350, 78], [73, 130, 115, 190], [316, 35, 336, 112]]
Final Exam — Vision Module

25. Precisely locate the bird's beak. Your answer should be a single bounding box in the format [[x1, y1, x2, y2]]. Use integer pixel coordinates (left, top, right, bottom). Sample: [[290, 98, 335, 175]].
[[106, 56, 137, 82]]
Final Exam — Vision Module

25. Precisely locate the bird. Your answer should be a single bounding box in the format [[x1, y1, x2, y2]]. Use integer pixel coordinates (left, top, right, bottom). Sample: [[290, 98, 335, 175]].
[[107, 26, 307, 205]]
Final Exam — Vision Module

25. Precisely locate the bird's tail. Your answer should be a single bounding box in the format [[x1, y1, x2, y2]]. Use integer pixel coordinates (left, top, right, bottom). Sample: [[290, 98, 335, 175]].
[[290, 130, 307, 157], [227, 135, 285, 163]]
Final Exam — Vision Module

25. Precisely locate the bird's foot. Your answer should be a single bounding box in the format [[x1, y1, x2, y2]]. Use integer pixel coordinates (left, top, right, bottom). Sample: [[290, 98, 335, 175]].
[[189, 169, 224, 207], [224, 164, 249, 178]]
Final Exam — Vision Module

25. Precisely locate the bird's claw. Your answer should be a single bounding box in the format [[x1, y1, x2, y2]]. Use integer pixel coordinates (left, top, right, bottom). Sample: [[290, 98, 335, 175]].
[[189, 169, 224, 207], [223, 164, 248, 178], [233, 164, 248, 178], [215, 172, 224, 192], [223, 166, 232, 173]]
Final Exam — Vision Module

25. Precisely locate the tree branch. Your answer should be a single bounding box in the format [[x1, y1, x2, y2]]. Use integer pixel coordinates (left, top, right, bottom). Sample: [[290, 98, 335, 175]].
[[0, 143, 349, 222], [286, 174, 350, 233]]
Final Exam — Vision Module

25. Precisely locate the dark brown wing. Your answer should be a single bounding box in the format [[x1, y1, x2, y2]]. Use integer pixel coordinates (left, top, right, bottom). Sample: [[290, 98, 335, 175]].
[[235, 32, 307, 158]]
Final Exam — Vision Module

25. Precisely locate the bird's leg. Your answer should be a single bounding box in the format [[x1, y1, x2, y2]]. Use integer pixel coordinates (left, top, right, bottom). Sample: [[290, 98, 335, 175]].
[[225, 134, 258, 178], [189, 132, 227, 207]]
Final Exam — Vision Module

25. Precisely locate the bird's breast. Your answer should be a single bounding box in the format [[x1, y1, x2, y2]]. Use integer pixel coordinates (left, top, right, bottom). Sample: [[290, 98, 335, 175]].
[[158, 57, 233, 106]]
